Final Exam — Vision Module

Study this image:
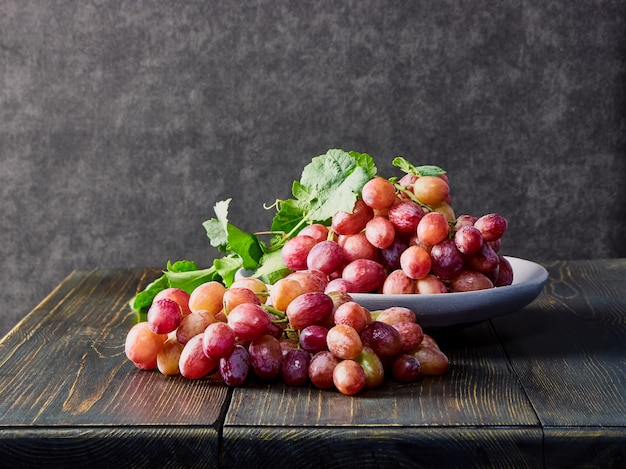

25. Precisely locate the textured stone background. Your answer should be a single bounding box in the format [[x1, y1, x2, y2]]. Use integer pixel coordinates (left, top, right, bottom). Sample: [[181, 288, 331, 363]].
[[1, 1, 625, 337]]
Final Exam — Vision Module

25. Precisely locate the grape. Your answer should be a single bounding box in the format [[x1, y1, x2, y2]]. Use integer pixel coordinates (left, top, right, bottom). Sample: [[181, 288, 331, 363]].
[[176, 309, 216, 345], [381, 269, 415, 294], [364, 216, 396, 249], [147, 298, 183, 334], [308, 351, 340, 389], [379, 237, 409, 271], [326, 324, 363, 360], [331, 199, 373, 235], [449, 270, 494, 292], [400, 245, 432, 280], [306, 240, 344, 275], [229, 277, 269, 304], [249, 335, 283, 380], [269, 277, 303, 311], [157, 338, 184, 376], [417, 212, 450, 246], [464, 242, 500, 273], [361, 176, 397, 210], [354, 346, 385, 389], [430, 239, 463, 280], [189, 281, 227, 315], [153, 287, 192, 317], [279, 337, 299, 355], [281, 348, 311, 386], [223, 287, 261, 313], [227, 303, 271, 341], [298, 223, 329, 243], [341, 259, 386, 293], [495, 255, 514, 286], [281, 235, 318, 271], [332, 301, 369, 333], [474, 213, 508, 242], [454, 225, 484, 255], [387, 200, 424, 233], [286, 270, 327, 293], [392, 321, 424, 353], [391, 354, 421, 382], [219, 344, 250, 386], [455, 214, 478, 230], [179, 334, 218, 379], [125, 322, 168, 368], [376, 306, 417, 325], [333, 359, 366, 396], [299, 324, 329, 353], [416, 274, 448, 294], [432, 201, 455, 222], [413, 175, 449, 206], [324, 278, 354, 294], [487, 238, 501, 253], [360, 321, 402, 358], [409, 342, 449, 376], [202, 321, 236, 359], [285, 291, 334, 330], [341, 232, 379, 263]]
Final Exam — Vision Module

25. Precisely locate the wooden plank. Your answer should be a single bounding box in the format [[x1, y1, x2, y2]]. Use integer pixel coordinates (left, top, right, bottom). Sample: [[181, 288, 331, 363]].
[[491, 259, 626, 466], [223, 320, 542, 466], [0, 268, 228, 428]]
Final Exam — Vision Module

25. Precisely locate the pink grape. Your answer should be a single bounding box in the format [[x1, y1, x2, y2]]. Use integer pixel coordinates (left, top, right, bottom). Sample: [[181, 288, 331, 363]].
[[179, 334, 218, 379], [176, 309, 216, 345], [454, 225, 484, 255], [125, 322, 167, 368], [474, 213, 508, 242], [223, 287, 261, 313], [333, 359, 366, 396], [147, 298, 183, 334], [430, 239, 464, 280], [227, 303, 271, 341], [381, 269, 415, 294], [249, 335, 283, 380], [299, 325, 329, 353], [331, 199, 373, 235], [326, 324, 363, 360], [324, 278, 354, 294], [417, 211, 449, 246], [400, 245, 432, 279], [376, 306, 417, 325], [392, 321, 424, 353], [156, 338, 184, 376], [416, 274, 448, 294], [308, 351, 340, 389], [286, 270, 327, 293], [306, 240, 344, 275], [281, 348, 311, 386], [202, 321, 236, 359], [387, 200, 424, 233], [298, 223, 329, 243], [153, 287, 191, 316], [341, 259, 386, 293], [281, 235, 317, 271], [449, 270, 494, 292], [361, 176, 397, 210], [286, 291, 334, 330], [341, 232, 379, 263], [333, 301, 369, 333], [364, 216, 396, 249]]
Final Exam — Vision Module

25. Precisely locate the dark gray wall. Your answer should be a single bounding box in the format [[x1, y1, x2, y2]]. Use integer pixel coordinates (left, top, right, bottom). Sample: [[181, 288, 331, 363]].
[[1, 0, 625, 337]]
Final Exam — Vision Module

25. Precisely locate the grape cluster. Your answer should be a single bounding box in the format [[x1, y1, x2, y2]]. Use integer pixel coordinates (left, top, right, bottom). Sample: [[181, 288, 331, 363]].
[[125, 277, 449, 395], [282, 173, 512, 296]]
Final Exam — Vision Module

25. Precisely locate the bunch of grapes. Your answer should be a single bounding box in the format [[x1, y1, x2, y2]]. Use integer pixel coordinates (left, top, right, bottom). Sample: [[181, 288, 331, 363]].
[[125, 274, 449, 395], [282, 172, 512, 297]]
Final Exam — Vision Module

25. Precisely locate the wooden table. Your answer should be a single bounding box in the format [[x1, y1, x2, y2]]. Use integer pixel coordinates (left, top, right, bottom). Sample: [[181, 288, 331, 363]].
[[0, 259, 624, 468]]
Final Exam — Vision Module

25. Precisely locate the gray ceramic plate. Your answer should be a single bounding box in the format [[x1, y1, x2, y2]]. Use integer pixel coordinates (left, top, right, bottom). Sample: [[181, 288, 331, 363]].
[[350, 256, 548, 330]]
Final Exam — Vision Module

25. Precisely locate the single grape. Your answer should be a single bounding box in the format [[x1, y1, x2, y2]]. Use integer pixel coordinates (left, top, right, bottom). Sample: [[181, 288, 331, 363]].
[[417, 211, 450, 246], [430, 239, 464, 280], [285, 291, 334, 330], [400, 245, 432, 279], [449, 269, 494, 292], [227, 303, 271, 341], [248, 334, 283, 380], [392, 321, 424, 353], [331, 199, 374, 235], [464, 242, 500, 273], [474, 213, 508, 242], [409, 342, 449, 376], [299, 324, 329, 353], [379, 237, 409, 271], [147, 298, 183, 334], [269, 277, 303, 312], [176, 309, 216, 345], [298, 223, 329, 243], [333, 359, 366, 396], [307, 240, 344, 275], [391, 354, 421, 382], [125, 321, 168, 368], [454, 225, 484, 255], [354, 346, 385, 389], [326, 324, 363, 360], [188, 281, 227, 315], [202, 321, 236, 359], [416, 274, 448, 294], [324, 278, 354, 294], [376, 306, 417, 325], [286, 270, 327, 293], [153, 287, 192, 317], [281, 235, 318, 271], [341, 259, 386, 293], [219, 344, 250, 386], [308, 351, 341, 389], [157, 338, 184, 376], [341, 232, 379, 263], [381, 269, 416, 294], [364, 216, 396, 249], [495, 255, 514, 286], [281, 348, 311, 386], [223, 287, 261, 314], [360, 321, 402, 358], [333, 301, 369, 333], [229, 277, 269, 304], [179, 334, 218, 379], [413, 175, 449, 206], [361, 176, 397, 210], [455, 214, 478, 230], [387, 200, 424, 233]]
